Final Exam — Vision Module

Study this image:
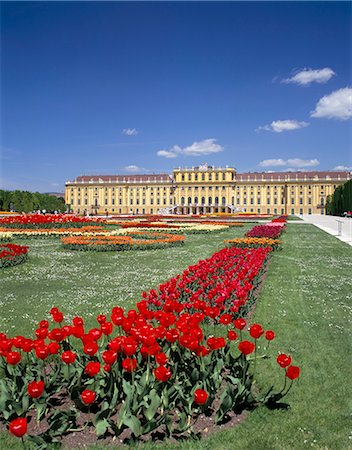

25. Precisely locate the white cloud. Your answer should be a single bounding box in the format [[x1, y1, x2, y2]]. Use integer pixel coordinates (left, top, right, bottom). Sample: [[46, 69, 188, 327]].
[[122, 128, 139, 136], [256, 120, 309, 133], [311, 87, 352, 120], [259, 158, 320, 168], [282, 67, 336, 85], [157, 139, 224, 158], [333, 165, 352, 171], [259, 159, 286, 167], [124, 165, 145, 173]]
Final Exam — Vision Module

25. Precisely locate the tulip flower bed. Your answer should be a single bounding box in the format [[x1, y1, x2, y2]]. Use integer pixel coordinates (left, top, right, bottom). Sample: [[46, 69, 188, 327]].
[[225, 237, 282, 250], [0, 278, 300, 446], [0, 243, 29, 268], [125, 225, 230, 234], [0, 214, 106, 229], [272, 215, 288, 223], [121, 222, 181, 229], [61, 232, 185, 251], [0, 226, 108, 238], [245, 224, 285, 239]]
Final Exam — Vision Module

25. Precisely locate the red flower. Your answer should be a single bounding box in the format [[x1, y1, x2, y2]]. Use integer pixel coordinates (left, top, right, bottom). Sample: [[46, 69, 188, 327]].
[[61, 350, 77, 364], [219, 313, 232, 325], [9, 417, 27, 438], [83, 342, 98, 356], [96, 314, 106, 324], [249, 324, 264, 339], [28, 380, 44, 399], [155, 352, 168, 365], [52, 312, 64, 323], [227, 330, 238, 341], [122, 337, 138, 356], [81, 389, 96, 405], [234, 318, 246, 330], [265, 330, 275, 341], [6, 351, 21, 365], [101, 322, 113, 336], [102, 349, 117, 365], [154, 365, 172, 382], [238, 340, 255, 355], [286, 365, 300, 380], [46, 342, 59, 355], [194, 388, 208, 405], [277, 353, 292, 368], [35, 345, 49, 360], [84, 361, 101, 377], [48, 328, 65, 342], [122, 357, 137, 373]]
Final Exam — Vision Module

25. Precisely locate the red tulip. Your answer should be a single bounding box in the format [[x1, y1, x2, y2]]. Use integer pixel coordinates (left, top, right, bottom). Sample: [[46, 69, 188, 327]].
[[286, 365, 300, 380], [265, 330, 275, 341], [84, 361, 101, 377], [6, 351, 21, 365], [194, 388, 208, 405], [249, 324, 264, 339], [234, 318, 246, 330], [122, 357, 137, 372], [238, 340, 255, 355], [28, 380, 44, 398], [154, 365, 172, 382], [81, 389, 96, 405], [9, 417, 27, 438], [61, 350, 77, 364], [277, 353, 292, 368]]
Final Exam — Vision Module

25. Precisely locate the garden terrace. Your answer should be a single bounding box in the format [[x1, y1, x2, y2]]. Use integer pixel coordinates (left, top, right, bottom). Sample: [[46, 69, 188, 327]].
[[0, 224, 350, 449]]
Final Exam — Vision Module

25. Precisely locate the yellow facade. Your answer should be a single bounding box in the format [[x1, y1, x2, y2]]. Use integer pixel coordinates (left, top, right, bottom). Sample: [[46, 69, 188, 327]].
[[65, 165, 351, 215]]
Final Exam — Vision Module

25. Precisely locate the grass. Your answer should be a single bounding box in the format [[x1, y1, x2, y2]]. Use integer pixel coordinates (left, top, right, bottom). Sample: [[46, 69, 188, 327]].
[[1, 224, 351, 449]]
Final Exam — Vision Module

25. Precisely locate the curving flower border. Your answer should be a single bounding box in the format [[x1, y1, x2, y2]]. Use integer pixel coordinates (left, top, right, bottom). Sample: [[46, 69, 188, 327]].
[[61, 231, 185, 251], [0, 243, 29, 268]]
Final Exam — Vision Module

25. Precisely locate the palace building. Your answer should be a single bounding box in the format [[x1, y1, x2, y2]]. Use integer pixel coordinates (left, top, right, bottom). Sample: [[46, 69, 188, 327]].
[[65, 164, 351, 215]]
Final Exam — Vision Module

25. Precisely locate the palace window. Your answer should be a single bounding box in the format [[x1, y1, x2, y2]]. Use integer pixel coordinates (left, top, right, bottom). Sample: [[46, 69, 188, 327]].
[[208, 197, 212, 205], [222, 197, 226, 206], [215, 197, 219, 205], [201, 197, 205, 205]]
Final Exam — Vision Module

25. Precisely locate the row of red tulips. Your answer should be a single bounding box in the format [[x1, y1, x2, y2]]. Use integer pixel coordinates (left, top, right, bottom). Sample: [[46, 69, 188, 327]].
[[0, 214, 105, 229], [0, 243, 29, 269]]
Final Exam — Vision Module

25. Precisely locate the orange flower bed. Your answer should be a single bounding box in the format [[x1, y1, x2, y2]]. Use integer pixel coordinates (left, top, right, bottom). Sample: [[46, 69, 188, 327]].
[[225, 237, 282, 250], [62, 231, 185, 251]]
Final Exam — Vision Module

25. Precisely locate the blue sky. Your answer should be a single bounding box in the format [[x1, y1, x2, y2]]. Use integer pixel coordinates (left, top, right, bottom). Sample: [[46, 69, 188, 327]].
[[1, 1, 351, 193]]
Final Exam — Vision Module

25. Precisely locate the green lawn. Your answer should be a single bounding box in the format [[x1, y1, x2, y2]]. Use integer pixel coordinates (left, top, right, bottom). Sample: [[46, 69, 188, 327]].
[[1, 224, 351, 449]]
